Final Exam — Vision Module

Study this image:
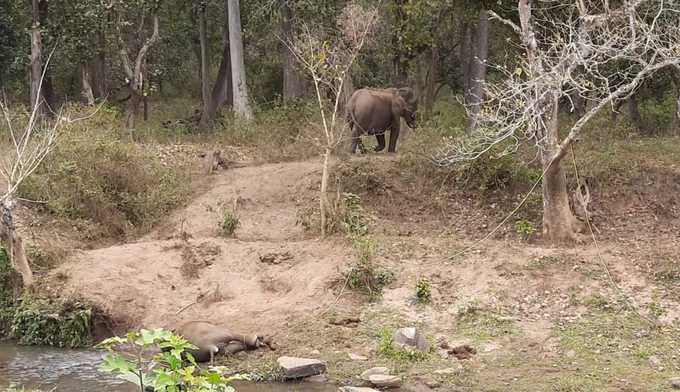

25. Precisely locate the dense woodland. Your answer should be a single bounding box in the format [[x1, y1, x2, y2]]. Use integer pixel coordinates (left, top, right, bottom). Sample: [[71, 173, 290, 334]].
[[1, 1, 680, 391]]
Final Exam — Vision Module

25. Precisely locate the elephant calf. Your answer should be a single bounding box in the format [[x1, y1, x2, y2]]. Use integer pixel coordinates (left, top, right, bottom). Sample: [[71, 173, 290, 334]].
[[347, 87, 418, 154]]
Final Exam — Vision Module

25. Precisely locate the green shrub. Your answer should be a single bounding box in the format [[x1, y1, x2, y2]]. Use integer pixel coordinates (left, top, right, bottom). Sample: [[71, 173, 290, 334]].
[[455, 153, 540, 192], [415, 278, 432, 304], [341, 193, 370, 238], [0, 246, 18, 335], [10, 297, 92, 348], [514, 219, 536, 240], [18, 126, 190, 239], [220, 209, 240, 236], [377, 327, 429, 363]]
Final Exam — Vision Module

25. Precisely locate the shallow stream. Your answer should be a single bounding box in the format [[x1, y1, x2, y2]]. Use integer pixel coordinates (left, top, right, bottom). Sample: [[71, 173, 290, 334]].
[[0, 343, 337, 392]]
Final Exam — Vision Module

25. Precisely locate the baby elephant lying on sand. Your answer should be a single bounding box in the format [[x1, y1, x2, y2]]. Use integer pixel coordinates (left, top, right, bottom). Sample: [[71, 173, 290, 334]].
[[172, 321, 274, 364]]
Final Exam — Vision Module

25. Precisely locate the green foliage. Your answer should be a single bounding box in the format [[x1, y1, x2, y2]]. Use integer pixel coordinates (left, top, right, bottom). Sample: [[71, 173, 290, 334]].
[[0, 246, 18, 334], [341, 193, 370, 238], [10, 297, 92, 348], [377, 327, 429, 363], [415, 278, 432, 304], [220, 210, 240, 237], [514, 219, 536, 240], [97, 328, 243, 391], [455, 153, 540, 192], [19, 122, 190, 239]]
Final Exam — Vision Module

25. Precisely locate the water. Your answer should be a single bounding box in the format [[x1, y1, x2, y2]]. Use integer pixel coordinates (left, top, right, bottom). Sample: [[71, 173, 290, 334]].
[[0, 343, 337, 392]]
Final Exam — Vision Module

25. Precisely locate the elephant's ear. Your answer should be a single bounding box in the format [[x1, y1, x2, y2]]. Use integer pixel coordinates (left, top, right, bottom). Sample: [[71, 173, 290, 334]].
[[397, 87, 417, 106]]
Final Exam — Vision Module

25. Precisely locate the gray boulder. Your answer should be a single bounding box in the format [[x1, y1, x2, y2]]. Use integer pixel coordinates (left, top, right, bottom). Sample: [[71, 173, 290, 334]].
[[277, 356, 326, 379], [393, 327, 429, 351]]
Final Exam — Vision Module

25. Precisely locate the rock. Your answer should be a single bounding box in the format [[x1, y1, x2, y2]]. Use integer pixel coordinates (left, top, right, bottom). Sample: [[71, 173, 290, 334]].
[[306, 375, 328, 383], [649, 355, 661, 367], [671, 377, 680, 389], [349, 353, 368, 361], [339, 387, 381, 392], [277, 356, 326, 379], [310, 349, 321, 356], [393, 327, 429, 351], [368, 374, 402, 388], [360, 367, 391, 382]]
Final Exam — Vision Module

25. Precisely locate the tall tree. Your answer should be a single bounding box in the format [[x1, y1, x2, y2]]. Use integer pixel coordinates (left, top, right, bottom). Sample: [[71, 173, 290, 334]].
[[199, 0, 234, 129], [466, 8, 489, 132], [29, 0, 44, 117], [113, 1, 162, 129], [197, 1, 210, 115], [227, 0, 253, 121], [281, 0, 304, 102]]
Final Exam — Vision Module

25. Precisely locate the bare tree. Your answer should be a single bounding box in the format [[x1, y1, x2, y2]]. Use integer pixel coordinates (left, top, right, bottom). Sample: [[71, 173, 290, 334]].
[[435, 0, 680, 242], [0, 69, 57, 287], [113, 3, 161, 129], [285, 2, 380, 236], [228, 0, 254, 122]]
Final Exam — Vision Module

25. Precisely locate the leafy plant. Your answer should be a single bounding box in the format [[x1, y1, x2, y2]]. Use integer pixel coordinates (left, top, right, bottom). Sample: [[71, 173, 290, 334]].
[[415, 278, 432, 304], [10, 297, 92, 348], [514, 219, 536, 240], [97, 328, 243, 392], [376, 327, 429, 363], [220, 209, 240, 236], [341, 193, 370, 238], [0, 246, 18, 334]]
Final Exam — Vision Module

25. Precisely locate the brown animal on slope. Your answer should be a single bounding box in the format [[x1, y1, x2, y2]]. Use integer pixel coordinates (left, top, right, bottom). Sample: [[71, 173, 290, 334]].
[[172, 321, 273, 364], [346, 87, 418, 154], [200, 150, 248, 174]]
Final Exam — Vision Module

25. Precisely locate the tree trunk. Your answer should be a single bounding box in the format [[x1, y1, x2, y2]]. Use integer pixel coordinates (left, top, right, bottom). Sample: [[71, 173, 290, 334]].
[[80, 64, 95, 106], [92, 29, 107, 98], [29, 0, 43, 118], [540, 96, 582, 242], [198, 3, 210, 111], [392, 0, 408, 85], [282, 0, 304, 102], [466, 8, 489, 132], [459, 19, 473, 102], [227, 0, 253, 121], [422, 47, 439, 120], [199, 2, 233, 130], [320, 147, 332, 237], [627, 95, 646, 134], [1, 202, 34, 288], [125, 92, 142, 130]]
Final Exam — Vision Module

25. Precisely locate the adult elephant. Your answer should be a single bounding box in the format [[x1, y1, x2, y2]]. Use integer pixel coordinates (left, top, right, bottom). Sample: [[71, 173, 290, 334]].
[[347, 87, 418, 154]]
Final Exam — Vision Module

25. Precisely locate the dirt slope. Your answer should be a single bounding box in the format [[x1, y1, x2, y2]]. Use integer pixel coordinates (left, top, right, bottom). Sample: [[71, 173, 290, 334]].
[[57, 160, 351, 335]]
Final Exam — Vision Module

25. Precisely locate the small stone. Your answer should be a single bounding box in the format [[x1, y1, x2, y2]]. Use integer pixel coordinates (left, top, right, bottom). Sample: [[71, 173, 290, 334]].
[[305, 375, 328, 383], [670, 377, 680, 389], [310, 349, 321, 356], [349, 353, 368, 361], [565, 350, 577, 358], [649, 355, 661, 367], [393, 327, 429, 351], [360, 367, 390, 382], [277, 356, 326, 379], [339, 388, 381, 392], [368, 374, 402, 388]]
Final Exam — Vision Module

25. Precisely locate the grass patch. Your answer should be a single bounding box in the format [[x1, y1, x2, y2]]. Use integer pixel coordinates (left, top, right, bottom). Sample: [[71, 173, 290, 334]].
[[18, 121, 191, 240], [554, 311, 678, 391], [220, 209, 240, 236], [415, 278, 432, 304], [456, 304, 520, 341], [377, 327, 430, 363], [527, 255, 563, 270]]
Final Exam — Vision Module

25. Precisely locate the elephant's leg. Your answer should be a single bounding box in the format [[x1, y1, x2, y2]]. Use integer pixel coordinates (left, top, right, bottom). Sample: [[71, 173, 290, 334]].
[[388, 125, 400, 153], [349, 125, 363, 154], [374, 133, 386, 152]]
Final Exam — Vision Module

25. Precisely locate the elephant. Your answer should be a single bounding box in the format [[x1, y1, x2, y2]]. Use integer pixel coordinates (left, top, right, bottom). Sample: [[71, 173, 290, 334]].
[[171, 321, 273, 364], [347, 87, 418, 154]]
